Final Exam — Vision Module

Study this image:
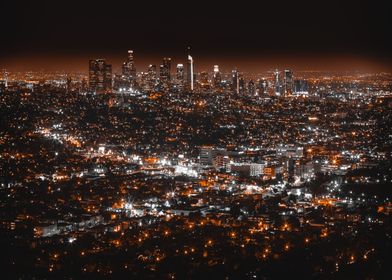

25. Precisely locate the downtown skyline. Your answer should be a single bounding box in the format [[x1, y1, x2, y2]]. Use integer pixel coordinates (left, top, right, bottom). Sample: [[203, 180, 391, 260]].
[[1, 0, 392, 72]]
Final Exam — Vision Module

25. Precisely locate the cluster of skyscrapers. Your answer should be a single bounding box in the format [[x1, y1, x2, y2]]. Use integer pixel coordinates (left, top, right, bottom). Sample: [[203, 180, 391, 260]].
[[88, 49, 308, 96]]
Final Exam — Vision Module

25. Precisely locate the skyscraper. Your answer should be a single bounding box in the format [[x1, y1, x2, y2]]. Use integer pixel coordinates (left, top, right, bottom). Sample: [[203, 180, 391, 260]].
[[176, 64, 184, 89], [199, 71, 209, 85], [284, 69, 293, 95], [232, 69, 239, 94], [257, 79, 267, 96], [89, 59, 112, 92], [122, 50, 137, 86], [239, 75, 245, 94], [186, 47, 194, 91], [294, 79, 309, 95], [213, 65, 221, 89], [274, 70, 281, 96], [160, 57, 172, 84], [147, 64, 157, 90], [248, 79, 256, 96]]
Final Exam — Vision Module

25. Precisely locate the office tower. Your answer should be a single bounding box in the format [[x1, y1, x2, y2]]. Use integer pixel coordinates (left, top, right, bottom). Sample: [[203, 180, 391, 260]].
[[199, 71, 208, 85], [284, 69, 293, 95], [176, 64, 184, 81], [113, 74, 127, 91], [287, 158, 296, 182], [257, 79, 267, 95], [274, 70, 281, 96], [186, 47, 194, 91], [248, 79, 256, 96], [147, 64, 157, 90], [104, 64, 112, 91], [160, 57, 172, 85], [176, 64, 184, 89], [122, 50, 137, 85], [232, 69, 239, 94], [213, 65, 221, 88], [89, 59, 112, 92], [294, 79, 309, 95], [239, 75, 245, 94]]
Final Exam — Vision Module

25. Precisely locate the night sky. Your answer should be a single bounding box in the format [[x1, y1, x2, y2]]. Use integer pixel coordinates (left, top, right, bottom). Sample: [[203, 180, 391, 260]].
[[1, 0, 391, 72]]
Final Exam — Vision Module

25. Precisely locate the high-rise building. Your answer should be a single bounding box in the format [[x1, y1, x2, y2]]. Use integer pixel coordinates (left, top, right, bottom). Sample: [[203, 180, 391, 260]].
[[213, 65, 221, 88], [176, 64, 184, 81], [89, 59, 112, 92], [176, 64, 184, 89], [160, 57, 172, 85], [186, 47, 194, 91], [239, 75, 245, 94], [199, 71, 209, 85], [232, 69, 239, 94], [122, 50, 137, 85], [147, 64, 157, 90], [284, 69, 293, 95], [274, 70, 281, 96], [257, 79, 267, 96], [294, 79, 309, 95], [248, 79, 256, 96]]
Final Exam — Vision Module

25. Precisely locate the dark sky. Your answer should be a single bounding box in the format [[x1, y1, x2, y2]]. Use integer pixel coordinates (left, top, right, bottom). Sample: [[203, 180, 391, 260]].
[[1, 0, 391, 72]]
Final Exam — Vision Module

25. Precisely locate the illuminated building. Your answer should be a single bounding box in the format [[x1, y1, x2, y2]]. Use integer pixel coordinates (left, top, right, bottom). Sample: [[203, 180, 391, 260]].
[[294, 79, 309, 95], [160, 57, 171, 82], [159, 57, 172, 91], [200, 146, 228, 166], [213, 65, 221, 89], [199, 71, 208, 85], [147, 64, 157, 90], [257, 79, 267, 96], [230, 163, 264, 177], [122, 50, 137, 86], [274, 70, 281, 96], [248, 79, 256, 96], [89, 59, 112, 92], [186, 47, 194, 91], [284, 69, 293, 95], [212, 154, 230, 170], [176, 64, 184, 81], [200, 146, 214, 165], [239, 75, 245, 94], [174, 64, 184, 90], [232, 69, 239, 94]]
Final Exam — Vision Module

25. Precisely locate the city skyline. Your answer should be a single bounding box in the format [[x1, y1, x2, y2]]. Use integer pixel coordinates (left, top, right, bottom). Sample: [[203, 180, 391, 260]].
[[1, 0, 392, 72], [1, 1, 391, 279]]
